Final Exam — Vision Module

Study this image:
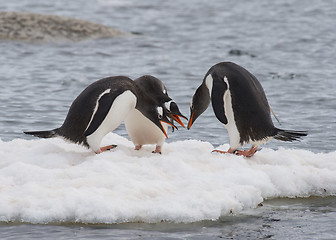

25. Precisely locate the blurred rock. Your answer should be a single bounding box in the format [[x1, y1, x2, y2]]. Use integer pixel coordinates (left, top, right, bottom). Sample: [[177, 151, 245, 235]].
[[0, 11, 127, 42]]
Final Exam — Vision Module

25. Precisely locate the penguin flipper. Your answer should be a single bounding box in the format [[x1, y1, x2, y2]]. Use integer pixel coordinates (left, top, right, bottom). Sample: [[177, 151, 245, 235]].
[[84, 90, 121, 137], [24, 130, 57, 138], [211, 79, 228, 125]]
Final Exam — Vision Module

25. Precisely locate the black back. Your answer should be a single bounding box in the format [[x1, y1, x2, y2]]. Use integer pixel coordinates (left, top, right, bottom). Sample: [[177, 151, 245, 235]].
[[208, 62, 275, 144], [58, 76, 138, 146]]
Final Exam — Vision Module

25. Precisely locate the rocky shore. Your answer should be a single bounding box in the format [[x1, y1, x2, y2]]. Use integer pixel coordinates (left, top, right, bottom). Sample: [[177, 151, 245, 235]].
[[0, 11, 126, 42]]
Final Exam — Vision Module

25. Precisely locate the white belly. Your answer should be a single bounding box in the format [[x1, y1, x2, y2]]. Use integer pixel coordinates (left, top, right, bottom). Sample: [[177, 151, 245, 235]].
[[223, 78, 241, 150], [124, 109, 167, 147], [86, 90, 137, 152], [224, 91, 269, 148]]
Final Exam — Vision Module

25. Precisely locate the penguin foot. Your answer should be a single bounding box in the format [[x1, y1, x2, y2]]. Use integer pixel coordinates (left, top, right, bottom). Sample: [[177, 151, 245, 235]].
[[135, 145, 142, 150], [99, 144, 117, 153], [212, 149, 230, 154], [152, 146, 162, 154], [212, 147, 258, 158], [152, 151, 162, 154], [234, 146, 258, 158], [212, 147, 236, 155]]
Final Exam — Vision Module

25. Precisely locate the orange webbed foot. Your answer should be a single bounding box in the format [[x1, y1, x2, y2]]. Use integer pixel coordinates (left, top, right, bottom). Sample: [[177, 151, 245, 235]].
[[135, 145, 142, 151], [212, 147, 236, 155], [212, 149, 230, 154], [152, 146, 162, 154], [99, 144, 117, 153], [234, 146, 258, 158], [212, 146, 258, 158]]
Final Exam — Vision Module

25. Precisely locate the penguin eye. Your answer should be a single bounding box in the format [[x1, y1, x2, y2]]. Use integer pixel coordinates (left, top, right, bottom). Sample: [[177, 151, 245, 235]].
[[157, 106, 163, 119]]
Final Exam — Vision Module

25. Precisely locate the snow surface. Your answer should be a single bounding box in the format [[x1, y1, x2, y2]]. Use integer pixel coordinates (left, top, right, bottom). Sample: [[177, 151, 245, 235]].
[[0, 133, 335, 224]]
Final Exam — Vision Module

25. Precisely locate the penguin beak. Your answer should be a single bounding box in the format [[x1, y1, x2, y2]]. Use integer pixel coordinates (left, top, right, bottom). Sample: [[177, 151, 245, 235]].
[[159, 117, 178, 139], [171, 114, 188, 128], [168, 102, 188, 128], [160, 121, 169, 139], [187, 111, 194, 130]]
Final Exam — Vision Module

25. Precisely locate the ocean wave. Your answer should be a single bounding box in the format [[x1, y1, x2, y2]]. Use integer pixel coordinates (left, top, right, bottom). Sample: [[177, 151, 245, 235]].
[[0, 133, 335, 224]]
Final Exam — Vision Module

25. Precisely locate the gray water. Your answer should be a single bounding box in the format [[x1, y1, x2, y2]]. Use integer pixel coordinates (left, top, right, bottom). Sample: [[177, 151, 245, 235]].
[[0, 0, 336, 239], [1, 197, 336, 239]]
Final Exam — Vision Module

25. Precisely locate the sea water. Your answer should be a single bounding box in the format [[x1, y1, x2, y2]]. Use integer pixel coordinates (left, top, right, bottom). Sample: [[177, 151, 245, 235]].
[[0, 0, 335, 239]]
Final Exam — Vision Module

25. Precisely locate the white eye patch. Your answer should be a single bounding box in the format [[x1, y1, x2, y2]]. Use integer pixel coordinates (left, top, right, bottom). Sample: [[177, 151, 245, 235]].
[[164, 100, 174, 111], [157, 106, 163, 118], [205, 74, 213, 96]]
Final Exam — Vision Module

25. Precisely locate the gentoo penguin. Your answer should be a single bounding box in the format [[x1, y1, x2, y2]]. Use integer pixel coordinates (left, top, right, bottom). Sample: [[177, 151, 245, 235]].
[[124, 75, 187, 153], [187, 62, 307, 157], [24, 76, 176, 154]]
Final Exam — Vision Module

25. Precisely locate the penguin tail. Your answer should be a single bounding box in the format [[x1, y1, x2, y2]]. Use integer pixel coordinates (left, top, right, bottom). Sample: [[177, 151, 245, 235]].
[[24, 129, 58, 139], [273, 128, 307, 142]]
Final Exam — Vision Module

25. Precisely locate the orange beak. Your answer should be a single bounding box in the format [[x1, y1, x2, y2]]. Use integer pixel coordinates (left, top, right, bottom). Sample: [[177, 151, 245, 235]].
[[171, 114, 186, 128], [187, 112, 194, 130], [160, 120, 177, 138]]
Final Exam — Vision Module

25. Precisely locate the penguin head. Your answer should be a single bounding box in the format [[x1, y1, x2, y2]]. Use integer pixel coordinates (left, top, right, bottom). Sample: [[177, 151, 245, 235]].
[[145, 105, 178, 138], [164, 100, 188, 128], [187, 82, 211, 129], [135, 75, 168, 99], [135, 75, 187, 129]]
